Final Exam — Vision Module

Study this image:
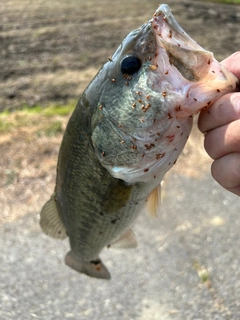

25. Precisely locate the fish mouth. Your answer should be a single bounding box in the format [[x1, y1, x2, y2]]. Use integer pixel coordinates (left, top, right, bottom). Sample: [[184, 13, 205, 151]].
[[150, 4, 214, 83]]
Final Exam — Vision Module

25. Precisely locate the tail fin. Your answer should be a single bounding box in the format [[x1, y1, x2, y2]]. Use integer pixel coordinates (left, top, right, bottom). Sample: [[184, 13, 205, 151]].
[[65, 251, 111, 280]]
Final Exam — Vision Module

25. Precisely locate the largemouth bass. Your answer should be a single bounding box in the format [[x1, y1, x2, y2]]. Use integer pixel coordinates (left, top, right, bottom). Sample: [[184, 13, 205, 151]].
[[40, 4, 238, 279]]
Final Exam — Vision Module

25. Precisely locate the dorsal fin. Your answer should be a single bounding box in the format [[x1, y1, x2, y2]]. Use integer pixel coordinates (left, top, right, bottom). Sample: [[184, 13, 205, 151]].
[[146, 184, 162, 218], [109, 229, 138, 249], [40, 193, 67, 239]]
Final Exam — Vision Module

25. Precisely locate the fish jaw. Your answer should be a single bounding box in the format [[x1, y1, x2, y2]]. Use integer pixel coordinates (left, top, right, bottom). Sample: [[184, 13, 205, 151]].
[[150, 4, 238, 118]]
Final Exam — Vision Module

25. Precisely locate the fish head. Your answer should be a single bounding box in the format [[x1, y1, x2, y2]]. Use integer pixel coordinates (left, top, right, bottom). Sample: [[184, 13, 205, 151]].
[[91, 4, 238, 184]]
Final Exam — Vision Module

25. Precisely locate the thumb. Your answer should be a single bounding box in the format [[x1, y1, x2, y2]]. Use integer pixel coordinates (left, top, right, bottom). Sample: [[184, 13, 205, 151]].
[[221, 51, 240, 80]]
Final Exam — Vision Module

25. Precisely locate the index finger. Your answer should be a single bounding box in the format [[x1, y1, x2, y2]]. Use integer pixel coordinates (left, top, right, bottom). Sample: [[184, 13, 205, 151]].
[[198, 92, 240, 133]]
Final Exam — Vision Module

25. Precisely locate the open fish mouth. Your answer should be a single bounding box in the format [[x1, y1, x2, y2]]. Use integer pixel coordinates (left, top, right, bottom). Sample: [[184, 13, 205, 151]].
[[150, 4, 214, 83], [148, 4, 238, 119]]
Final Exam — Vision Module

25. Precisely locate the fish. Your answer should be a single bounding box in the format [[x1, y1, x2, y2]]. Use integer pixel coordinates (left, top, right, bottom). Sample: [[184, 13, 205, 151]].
[[40, 4, 238, 279]]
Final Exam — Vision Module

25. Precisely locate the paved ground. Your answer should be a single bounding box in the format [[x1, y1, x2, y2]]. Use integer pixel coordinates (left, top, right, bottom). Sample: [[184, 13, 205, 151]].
[[1, 173, 240, 320], [1, 0, 240, 319]]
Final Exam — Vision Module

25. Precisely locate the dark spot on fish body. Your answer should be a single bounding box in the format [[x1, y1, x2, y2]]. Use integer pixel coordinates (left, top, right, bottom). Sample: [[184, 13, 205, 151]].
[[144, 143, 155, 150], [156, 153, 165, 160], [111, 219, 118, 224], [90, 259, 101, 265]]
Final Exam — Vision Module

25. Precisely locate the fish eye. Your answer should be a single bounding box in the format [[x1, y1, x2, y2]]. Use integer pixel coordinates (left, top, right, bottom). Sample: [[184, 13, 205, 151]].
[[120, 55, 141, 75]]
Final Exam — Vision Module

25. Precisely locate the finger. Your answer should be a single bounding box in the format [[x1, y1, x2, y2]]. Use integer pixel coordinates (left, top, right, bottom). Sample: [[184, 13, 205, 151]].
[[198, 92, 240, 133], [221, 51, 240, 80], [211, 152, 240, 196], [204, 119, 240, 159]]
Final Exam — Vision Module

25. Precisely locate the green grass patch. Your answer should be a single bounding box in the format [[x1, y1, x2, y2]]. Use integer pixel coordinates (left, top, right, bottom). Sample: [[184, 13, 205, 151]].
[[21, 101, 76, 117], [37, 121, 64, 137], [0, 101, 76, 135], [198, 0, 240, 3]]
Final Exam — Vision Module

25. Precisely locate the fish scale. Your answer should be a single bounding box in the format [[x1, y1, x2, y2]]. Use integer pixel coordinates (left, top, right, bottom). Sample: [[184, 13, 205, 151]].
[[40, 4, 238, 279]]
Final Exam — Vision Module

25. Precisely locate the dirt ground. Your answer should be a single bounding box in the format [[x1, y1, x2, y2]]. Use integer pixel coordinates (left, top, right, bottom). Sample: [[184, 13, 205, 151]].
[[1, 0, 240, 111]]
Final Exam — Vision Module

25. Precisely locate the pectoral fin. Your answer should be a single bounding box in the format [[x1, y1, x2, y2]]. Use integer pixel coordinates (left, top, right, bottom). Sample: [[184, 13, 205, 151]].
[[146, 184, 162, 218], [40, 193, 67, 239]]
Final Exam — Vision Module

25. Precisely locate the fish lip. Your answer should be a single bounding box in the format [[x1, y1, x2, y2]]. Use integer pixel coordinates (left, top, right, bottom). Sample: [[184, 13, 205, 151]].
[[151, 4, 201, 51], [155, 4, 187, 38]]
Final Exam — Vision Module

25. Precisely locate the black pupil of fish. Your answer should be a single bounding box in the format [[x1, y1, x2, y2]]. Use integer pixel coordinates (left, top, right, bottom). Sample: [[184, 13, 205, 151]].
[[121, 56, 141, 75]]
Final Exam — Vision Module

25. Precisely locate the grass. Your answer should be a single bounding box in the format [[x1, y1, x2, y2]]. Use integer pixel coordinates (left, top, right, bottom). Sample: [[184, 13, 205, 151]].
[[201, 0, 240, 3], [0, 101, 76, 136]]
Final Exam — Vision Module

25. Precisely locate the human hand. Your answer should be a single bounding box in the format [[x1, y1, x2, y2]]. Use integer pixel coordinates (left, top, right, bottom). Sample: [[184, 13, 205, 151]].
[[198, 52, 240, 196]]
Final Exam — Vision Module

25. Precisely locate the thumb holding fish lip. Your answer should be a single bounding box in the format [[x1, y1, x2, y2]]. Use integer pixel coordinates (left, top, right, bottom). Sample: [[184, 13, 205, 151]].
[[198, 51, 240, 133], [198, 51, 240, 196], [221, 51, 240, 80]]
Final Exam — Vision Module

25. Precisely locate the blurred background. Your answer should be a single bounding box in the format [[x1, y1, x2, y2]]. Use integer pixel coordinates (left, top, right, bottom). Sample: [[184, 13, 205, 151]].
[[1, 0, 240, 319]]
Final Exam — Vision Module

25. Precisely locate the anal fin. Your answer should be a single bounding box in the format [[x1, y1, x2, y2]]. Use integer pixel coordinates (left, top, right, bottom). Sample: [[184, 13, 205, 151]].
[[109, 229, 138, 249], [65, 251, 111, 280], [40, 193, 67, 239]]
